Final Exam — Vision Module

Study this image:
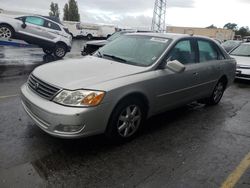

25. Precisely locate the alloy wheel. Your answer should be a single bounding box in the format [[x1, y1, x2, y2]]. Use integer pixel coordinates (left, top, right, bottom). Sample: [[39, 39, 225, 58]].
[[117, 105, 142, 138], [55, 47, 65, 58], [213, 82, 224, 103], [0, 26, 12, 39]]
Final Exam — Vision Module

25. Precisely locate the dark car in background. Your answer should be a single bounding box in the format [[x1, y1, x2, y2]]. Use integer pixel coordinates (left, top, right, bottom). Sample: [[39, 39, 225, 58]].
[[81, 30, 152, 55]]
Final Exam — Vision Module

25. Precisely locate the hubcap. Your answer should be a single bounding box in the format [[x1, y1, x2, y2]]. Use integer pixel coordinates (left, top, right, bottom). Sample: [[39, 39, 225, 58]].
[[55, 48, 65, 57], [213, 82, 224, 102], [117, 105, 142, 138], [0, 27, 12, 38]]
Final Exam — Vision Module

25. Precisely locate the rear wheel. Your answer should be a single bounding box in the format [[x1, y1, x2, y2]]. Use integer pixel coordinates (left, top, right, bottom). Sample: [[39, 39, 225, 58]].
[[54, 44, 67, 58], [201, 79, 226, 105], [0, 25, 14, 39], [105, 98, 146, 142]]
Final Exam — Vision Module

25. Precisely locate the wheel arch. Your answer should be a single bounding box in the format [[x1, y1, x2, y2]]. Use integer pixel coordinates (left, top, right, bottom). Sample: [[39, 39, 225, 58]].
[[112, 91, 150, 118], [0, 23, 15, 32], [219, 75, 228, 89], [56, 41, 67, 48]]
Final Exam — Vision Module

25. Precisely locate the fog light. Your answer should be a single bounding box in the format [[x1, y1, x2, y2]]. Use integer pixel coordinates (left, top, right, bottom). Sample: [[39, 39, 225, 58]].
[[54, 124, 84, 133]]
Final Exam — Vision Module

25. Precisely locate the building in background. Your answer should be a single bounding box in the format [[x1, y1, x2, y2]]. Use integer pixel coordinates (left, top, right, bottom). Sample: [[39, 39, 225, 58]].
[[167, 26, 235, 41]]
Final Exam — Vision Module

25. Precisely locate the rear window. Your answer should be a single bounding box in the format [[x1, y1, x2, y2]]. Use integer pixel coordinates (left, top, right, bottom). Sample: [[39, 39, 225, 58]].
[[64, 28, 71, 35], [44, 20, 61, 31]]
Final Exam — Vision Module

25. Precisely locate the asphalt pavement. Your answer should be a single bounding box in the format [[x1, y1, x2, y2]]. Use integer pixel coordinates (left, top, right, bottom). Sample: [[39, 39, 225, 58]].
[[0, 41, 250, 187], [0, 39, 84, 78]]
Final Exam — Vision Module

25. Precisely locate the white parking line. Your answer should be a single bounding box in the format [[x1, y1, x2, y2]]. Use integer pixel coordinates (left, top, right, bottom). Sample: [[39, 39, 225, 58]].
[[0, 94, 19, 100]]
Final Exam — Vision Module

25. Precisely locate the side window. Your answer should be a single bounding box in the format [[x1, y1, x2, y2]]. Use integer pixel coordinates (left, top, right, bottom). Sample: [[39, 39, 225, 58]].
[[25, 17, 44, 26], [44, 21, 61, 31], [198, 40, 219, 62], [168, 40, 195, 65]]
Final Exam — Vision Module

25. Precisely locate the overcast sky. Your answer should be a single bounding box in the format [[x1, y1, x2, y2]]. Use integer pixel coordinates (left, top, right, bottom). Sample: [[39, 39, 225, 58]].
[[0, 0, 249, 29]]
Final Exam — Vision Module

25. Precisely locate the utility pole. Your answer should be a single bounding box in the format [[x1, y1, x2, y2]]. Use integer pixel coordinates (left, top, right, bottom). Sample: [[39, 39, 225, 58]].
[[151, 0, 167, 32]]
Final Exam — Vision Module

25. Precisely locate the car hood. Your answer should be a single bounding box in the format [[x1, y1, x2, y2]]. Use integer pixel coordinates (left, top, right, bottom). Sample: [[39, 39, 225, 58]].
[[231, 55, 250, 67], [33, 56, 146, 90], [86, 40, 109, 46]]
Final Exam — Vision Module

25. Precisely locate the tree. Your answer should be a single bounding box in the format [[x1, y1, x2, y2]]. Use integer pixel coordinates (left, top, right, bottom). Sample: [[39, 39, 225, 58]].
[[63, 0, 80, 21], [236, 27, 250, 37], [206, 24, 217, 29], [49, 2, 60, 18], [63, 4, 69, 21], [223, 23, 238, 31]]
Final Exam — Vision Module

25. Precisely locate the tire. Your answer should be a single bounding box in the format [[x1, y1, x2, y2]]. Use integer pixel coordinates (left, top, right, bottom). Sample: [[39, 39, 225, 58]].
[[202, 79, 226, 105], [54, 44, 67, 59], [105, 97, 146, 142], [87, 34, 93, 40], [0, 24, 14, 39], [43, 48, 53, 55]]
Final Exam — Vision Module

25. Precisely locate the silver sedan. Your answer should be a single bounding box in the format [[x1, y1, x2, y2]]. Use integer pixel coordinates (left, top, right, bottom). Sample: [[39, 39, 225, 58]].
[[21, 33, 236, 141], [230, 42, 250, 80]]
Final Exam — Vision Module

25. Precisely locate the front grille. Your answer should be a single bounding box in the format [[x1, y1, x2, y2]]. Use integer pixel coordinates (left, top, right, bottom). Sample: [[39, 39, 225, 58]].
[[28, 74, 61, 100]]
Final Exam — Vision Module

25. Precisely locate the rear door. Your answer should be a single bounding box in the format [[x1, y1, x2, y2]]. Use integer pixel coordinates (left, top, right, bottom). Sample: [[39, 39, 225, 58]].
[[194, 39, 225, 97]]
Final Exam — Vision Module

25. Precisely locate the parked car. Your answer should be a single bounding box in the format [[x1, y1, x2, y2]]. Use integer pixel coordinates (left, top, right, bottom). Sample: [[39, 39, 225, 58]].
[[81, 30, 151, 55], [63, 21, 115, 40], [221, 40, 242, 53], [230, 43, 250, 80], [243, 36, 250, 42], [21, 33, 236, 141], [0, 14, 72, 58]]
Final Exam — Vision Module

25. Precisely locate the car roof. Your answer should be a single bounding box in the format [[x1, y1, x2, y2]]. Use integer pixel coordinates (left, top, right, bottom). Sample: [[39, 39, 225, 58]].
[[125, 32, 214, 41]]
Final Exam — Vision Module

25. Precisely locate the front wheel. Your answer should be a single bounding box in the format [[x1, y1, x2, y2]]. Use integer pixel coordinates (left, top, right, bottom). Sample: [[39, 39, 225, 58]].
[[54, 44, 67, 59], [0, 25, 14, 39], [105, 98, 146, 142]]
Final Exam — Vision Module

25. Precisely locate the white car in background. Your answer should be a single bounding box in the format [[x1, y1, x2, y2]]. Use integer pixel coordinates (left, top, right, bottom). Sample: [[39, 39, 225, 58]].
[[230, 42, 250, 80], [0, 14, 72, 58]]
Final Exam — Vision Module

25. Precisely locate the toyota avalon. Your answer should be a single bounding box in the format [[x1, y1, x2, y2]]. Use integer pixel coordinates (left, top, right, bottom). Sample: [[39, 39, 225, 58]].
[[21, 33, 236, 141]]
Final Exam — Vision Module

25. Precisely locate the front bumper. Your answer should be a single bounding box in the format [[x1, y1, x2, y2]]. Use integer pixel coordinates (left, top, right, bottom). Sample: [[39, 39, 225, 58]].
[[236, 68, 250, 80], [21, 84, 111, 139]]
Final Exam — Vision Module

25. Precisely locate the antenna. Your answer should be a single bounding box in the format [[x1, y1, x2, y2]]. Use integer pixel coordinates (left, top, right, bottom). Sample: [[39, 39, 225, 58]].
[[151, 0, 167, 32]]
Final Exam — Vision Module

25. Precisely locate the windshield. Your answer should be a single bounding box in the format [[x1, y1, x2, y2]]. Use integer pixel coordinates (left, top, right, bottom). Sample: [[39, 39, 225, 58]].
[[107, 32, 123, 41], [97, 35, 170, 67], [222, 40, 241, 48], [230, 44, 250, 56]]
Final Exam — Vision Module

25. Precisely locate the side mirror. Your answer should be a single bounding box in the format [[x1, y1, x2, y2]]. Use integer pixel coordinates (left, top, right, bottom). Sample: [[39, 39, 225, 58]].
[[21, 20, 26, 29], [166, 60, 186, 73]]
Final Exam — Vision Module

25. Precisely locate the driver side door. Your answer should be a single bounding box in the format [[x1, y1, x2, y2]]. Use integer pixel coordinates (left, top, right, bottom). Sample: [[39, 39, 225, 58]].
[[18, 16, 48, 41], [154, 38, 203, 113]]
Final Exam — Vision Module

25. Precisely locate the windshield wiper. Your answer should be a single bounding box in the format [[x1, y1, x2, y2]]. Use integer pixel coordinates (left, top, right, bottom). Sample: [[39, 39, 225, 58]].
[[103, 53, 127, 62], [96, 51, 103, 58]]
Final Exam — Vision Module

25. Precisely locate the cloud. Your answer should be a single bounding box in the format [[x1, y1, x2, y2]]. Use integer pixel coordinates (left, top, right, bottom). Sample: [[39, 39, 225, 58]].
[[0, 0, 194, 27]]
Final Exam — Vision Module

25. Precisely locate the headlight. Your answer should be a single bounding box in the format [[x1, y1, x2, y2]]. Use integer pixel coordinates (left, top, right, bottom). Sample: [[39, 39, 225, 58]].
[[53, 90, 105, 107]]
